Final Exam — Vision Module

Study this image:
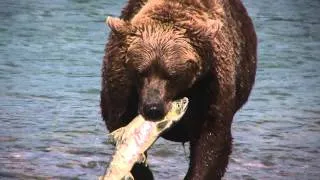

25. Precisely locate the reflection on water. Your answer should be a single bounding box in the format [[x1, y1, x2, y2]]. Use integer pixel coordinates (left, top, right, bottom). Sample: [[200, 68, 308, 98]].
[[0, 0, 319, 179]]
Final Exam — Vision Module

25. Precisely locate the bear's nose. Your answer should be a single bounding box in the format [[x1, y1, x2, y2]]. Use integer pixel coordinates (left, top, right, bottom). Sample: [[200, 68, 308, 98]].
[[143, 103, 165, 120]]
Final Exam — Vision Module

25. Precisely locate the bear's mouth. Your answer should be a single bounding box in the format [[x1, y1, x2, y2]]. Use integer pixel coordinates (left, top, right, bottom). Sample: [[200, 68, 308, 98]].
[[138, 100, 169, 121]]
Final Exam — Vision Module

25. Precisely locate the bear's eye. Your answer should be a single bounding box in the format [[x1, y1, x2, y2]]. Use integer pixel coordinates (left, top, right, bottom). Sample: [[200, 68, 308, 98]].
[[169, 60, 198, 77], [137, 69, 149, 77], [186, 59, 199, 71], [166, 70, 187, 83]]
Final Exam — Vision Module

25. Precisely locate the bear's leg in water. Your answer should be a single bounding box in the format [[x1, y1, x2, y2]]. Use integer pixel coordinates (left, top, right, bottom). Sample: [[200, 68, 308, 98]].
[[186, 114, 233, 180]]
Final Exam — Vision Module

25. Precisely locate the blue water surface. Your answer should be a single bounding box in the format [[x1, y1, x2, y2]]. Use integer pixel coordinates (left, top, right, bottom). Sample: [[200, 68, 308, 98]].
[[0, 0, 319, 179]]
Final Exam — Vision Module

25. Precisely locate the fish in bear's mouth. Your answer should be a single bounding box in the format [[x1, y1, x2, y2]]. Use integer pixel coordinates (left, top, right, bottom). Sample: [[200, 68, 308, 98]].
[[101, 97, 189, 180]]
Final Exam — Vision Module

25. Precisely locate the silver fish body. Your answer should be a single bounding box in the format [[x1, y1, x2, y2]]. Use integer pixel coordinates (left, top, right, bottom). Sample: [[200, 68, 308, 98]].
[[101, 97, 189, 180]]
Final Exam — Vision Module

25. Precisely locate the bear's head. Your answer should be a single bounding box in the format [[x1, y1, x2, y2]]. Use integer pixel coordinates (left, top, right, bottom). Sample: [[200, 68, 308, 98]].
[[106, 17, 219, 121]]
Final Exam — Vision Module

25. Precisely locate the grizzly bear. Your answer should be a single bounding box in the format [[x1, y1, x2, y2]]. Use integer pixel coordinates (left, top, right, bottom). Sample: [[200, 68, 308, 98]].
[[101, 0, 257, 179]]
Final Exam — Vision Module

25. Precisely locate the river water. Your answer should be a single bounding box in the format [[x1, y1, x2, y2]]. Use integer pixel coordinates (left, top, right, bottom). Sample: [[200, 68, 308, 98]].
[[0, 0, 319, 179]]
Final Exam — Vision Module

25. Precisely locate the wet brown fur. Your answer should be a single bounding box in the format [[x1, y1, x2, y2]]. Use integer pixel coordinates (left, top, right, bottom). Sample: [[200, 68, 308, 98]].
[[101, 0, 257, 179]]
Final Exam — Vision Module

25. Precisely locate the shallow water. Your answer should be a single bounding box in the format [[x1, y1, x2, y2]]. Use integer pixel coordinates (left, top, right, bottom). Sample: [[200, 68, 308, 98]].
[[0, 0, 319, 179]]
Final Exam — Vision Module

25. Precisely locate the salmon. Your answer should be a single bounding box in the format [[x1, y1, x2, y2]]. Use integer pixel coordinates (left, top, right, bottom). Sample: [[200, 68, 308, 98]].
[[100, 97, 189, 180]]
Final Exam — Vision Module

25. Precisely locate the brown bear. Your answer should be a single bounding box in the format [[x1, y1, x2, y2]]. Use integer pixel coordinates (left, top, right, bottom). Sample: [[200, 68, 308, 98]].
[[101, 0, 257, 179]]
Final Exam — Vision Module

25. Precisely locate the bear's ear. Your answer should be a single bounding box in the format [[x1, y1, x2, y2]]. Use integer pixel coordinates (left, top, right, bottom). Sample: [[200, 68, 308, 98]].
[[191, 19, 221, 40], [201, 20, 221, 39], [106, 16, 132, 35], [181, 19, 221, 42]]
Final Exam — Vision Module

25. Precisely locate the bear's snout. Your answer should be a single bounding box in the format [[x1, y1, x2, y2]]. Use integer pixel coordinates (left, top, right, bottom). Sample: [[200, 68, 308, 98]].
[[140, 84, 167, 120], [142, 102, 165, 120]]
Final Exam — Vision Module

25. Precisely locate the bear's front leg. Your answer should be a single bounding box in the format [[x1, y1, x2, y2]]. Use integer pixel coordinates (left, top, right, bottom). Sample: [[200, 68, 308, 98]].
[[185, 116, 233, 180], [131, 162, 154, 180], [130, 152, 154, 180]]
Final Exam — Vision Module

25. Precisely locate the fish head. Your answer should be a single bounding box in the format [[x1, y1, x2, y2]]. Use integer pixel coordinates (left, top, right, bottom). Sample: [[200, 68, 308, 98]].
[[167, 97, 189, 122], [156, 97, 188, 131]]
